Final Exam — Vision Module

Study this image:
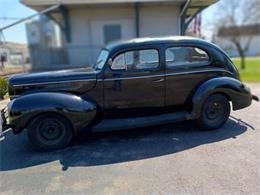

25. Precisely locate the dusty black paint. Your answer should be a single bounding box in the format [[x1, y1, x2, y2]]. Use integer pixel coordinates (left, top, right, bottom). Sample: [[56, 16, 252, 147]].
[[2, 37, 255, 135]]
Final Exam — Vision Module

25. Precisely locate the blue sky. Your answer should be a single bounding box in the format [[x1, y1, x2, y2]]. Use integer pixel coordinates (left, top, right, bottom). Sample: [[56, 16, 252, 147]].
[[0, 0, 36, 43], [0, 0, 217, 43], [202, 2, 218, 39]]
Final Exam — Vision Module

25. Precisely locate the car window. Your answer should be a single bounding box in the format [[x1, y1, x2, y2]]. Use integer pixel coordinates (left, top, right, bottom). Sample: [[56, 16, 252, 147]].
[[95, 49, 109, 71], [111, 53, 125, 70], [166, 47, 209, 68], [111, 49, 159, 71]]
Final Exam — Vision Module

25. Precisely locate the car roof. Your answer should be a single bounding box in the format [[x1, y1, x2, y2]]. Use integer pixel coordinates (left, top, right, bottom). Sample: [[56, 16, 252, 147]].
[[105, 36, 214, 51]]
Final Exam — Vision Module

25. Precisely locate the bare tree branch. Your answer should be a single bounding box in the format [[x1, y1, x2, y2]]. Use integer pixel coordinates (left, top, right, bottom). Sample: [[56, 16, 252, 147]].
[[212, 0, 259, 69]]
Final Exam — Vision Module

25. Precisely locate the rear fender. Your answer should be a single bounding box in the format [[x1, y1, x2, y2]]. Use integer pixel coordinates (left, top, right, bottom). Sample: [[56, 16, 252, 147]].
[[8, 92, 97, 134], [190, 77, 252, 119]]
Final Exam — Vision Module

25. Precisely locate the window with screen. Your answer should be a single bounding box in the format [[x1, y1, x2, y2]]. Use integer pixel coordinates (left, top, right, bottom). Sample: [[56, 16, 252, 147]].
[[165, 47, 210, 68], [103, 25, 122, 44]]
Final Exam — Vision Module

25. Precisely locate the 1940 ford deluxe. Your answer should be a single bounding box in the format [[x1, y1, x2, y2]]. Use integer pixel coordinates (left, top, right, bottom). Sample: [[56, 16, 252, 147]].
[[1, 36, 259, 150]]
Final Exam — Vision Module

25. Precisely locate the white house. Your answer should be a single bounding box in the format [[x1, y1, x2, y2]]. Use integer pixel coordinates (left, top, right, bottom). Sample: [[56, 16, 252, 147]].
[[217, 24, 260, 57], [21, 0, 218, 68], [0, 42, 29, 66]]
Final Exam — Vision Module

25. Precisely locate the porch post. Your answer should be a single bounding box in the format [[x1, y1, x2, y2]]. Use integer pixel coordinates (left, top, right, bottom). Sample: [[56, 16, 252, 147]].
[[60, 5, 71, 43], [179, 0, 191, 35], [135, 3, 140, 37]]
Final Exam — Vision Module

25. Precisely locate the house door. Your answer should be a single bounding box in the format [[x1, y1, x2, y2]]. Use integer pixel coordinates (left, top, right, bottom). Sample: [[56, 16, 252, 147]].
[[90, 19, 135, 59]]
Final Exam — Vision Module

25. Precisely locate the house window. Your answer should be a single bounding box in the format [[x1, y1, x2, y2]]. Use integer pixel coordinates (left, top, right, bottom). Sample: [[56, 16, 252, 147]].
[[103, 24, 122, 44]]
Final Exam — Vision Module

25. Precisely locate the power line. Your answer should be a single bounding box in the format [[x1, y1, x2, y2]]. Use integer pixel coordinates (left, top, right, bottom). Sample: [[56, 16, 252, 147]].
[[0, 17, 24, 21], [0, 4, 60, 32]]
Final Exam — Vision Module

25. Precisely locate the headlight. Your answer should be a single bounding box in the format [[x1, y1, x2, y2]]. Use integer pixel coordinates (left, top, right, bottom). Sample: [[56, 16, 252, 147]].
[[5, 100, 15, 124]]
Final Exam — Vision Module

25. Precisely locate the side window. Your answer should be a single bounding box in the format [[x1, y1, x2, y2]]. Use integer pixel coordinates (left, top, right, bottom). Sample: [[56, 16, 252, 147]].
[[111, 49, 159, 71], [165, 47, 209, 68], [111, 53, 126, 70], [125, 49, 159, 70]]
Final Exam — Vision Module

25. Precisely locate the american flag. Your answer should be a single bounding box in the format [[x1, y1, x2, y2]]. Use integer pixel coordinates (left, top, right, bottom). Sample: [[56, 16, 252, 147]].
[[193, 14, 202, 37]]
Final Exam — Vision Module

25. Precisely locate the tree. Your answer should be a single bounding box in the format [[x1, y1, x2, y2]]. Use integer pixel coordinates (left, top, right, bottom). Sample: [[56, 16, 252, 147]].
[[211, 0, 260, 69]]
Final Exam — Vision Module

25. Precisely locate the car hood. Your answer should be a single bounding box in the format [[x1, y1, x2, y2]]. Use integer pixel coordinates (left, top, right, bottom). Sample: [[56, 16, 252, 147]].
[[9, 68, 97, 86], [8, 68, 98, 98]]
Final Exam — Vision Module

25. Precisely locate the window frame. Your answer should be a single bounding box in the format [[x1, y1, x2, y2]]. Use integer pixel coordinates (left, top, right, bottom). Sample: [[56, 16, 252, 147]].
[[165, 45, 212, 69], [103, 24, 122, 44], [110, 48, 161, 72]]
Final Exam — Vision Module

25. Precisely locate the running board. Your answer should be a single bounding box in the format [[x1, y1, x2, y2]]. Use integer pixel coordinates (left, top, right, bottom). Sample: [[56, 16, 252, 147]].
[[92, 112, 188, 132]]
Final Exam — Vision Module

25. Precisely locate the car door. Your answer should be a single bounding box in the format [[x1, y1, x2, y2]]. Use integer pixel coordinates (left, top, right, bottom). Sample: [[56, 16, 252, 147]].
[[165, 45, 213, 110], [103, 48, 165, 117]]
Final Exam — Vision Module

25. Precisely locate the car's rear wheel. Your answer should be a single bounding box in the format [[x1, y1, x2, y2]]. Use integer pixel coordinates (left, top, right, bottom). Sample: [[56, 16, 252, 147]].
[[27, 113, 73, 151], [197, 94, 230, 130]]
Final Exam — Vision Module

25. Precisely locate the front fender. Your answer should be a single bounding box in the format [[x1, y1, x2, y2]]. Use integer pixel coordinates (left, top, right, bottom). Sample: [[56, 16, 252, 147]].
[[8, 92, 97, 134], [190, 77, 252, 119]]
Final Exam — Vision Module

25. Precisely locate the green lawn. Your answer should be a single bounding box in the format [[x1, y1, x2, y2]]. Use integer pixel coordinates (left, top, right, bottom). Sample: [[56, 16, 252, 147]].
[[232, 57, 260, 83]]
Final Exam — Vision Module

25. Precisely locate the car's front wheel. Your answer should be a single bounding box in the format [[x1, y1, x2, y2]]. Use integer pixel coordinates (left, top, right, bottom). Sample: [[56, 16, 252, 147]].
[[197, 94, 231, 130], [27, 113, 73, 151]]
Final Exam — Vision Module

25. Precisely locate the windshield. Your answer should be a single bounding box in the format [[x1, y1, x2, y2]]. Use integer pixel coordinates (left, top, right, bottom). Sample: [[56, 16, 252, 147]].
[[94, 50, 109, 71]]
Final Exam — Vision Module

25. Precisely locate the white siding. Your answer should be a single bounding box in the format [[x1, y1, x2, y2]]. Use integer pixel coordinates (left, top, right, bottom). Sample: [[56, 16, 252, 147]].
[[248, 36, 260, 56], [139, 5, 180, 37], [67, 7, 135, 66], [66, 5, 180, 66], [217, 36, 260, 57]]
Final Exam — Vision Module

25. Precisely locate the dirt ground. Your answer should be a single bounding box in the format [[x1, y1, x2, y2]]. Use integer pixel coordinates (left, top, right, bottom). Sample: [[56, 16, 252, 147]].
[[0, 84, 260, 195]]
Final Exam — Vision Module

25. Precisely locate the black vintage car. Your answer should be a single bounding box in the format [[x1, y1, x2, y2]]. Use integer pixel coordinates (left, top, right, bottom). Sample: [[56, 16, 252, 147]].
[[1, 36, 258, 150]]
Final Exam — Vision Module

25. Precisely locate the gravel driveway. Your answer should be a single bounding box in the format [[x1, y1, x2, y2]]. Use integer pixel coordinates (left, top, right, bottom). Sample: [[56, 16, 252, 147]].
[[0, 84, 260, 195]]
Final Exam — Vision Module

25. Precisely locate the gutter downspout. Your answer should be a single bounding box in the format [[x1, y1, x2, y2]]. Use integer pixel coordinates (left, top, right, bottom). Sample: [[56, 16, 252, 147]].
[[135, 3, 140, 37], [179, 0, 191, 35]]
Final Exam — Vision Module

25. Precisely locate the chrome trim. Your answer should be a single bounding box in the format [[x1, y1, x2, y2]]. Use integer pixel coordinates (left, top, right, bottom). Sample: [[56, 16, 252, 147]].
[[0, 128, 12, 142], [165, 69, 232, 77], [105, 74, 163, 81], [12, 69, 232, 86], [12, 79, 97, 87], [0, 110, 11, 141], [7, 100, 14, 113], [104, 69, 232, 81], [153, 78, 165, 83]]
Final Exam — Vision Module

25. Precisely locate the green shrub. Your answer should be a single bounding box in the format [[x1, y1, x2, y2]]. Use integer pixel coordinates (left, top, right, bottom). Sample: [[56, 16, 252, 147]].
[[0, 77, 8, 99]]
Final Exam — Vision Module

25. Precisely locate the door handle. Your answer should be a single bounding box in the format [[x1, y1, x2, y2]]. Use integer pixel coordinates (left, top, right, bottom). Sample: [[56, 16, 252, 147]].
[[153, 78, 165, 83]]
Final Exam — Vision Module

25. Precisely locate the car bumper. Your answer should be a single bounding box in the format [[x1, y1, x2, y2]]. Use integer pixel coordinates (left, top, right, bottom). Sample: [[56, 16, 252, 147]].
[[231, 82, 259, 110], [0, 107, 12, 141], [252, 95, 259, 102]]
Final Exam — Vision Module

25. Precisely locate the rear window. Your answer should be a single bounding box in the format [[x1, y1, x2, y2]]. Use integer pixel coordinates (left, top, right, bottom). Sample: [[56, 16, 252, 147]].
[[166, 47, 210, 68]]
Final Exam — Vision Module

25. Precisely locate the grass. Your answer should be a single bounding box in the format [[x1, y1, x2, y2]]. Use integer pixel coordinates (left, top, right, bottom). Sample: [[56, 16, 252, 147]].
[[231, 57, 260, 83]]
